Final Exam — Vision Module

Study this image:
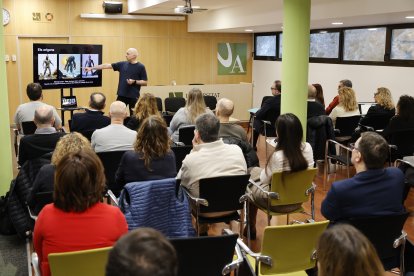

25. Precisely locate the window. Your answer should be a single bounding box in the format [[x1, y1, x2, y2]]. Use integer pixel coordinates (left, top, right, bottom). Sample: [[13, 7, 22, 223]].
[[343, 28, 386, 61], [254, 33, 277, 60], [310, 32, 340, 58], [391, 28, 414, 60]]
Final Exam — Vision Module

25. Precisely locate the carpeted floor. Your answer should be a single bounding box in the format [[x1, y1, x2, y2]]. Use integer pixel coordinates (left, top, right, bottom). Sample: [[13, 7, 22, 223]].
[[0, 234, 27, 276]]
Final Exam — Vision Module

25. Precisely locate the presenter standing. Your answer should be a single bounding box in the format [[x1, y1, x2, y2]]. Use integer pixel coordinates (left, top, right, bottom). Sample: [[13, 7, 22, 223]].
[[85, 48, 148, 115]]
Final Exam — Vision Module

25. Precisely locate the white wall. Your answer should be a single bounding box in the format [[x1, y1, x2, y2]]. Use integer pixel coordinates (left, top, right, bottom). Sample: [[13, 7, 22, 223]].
[[252, 60, 414, 108]]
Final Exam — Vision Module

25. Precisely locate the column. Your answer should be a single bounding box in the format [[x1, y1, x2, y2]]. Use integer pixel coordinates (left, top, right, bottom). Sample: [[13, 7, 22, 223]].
[[281, 0, 311, 136], [0, 0, 14, 194]]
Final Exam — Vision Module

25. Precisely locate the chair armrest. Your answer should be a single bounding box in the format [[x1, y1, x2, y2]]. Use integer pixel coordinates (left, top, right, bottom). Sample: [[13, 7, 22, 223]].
[[262, 120, 271, 126], [26, 204, 37, 221], [305, 183, 316, 196], [221, 229, 244, 275], [394, 159, 413, 168], [394, 231, 408, 275], [181, 186, 208, 207], [106, 190, 118, 206], [358, 123, 374, 132], [326, 139, 352, 152], [248, 180, 279, 200], [237, 239, 272, 266]]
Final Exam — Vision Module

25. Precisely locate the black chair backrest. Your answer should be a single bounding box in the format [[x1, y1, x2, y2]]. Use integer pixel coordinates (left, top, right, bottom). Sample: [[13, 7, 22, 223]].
[[22, 121, 37, 135], [155, 97, 163, 112], [97, 151, 127, 196], [335, 115, 361, 137], [162, 113, 174, 127], [359, 113, 394, 130], [345, 212, 409, 268], [389, 129, 414, 159], [203, 95, 217, 111], [199, 174, 250, 213], [178, 125, 196, 146], [170, 234, 238, 276], [171, 145, 193, 172], [34, 191, 54, 214], [123, 116, 131, 126], [80, 130, 95, 141], [165, 97, 186, 113], [260, 96, 273, 107]]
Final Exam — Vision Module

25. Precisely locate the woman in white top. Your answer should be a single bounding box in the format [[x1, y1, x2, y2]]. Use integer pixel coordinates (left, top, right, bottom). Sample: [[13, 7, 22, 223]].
[[247, 113, 314, 238], [329, 87, 360, 126], [169, 88, 213, 142]]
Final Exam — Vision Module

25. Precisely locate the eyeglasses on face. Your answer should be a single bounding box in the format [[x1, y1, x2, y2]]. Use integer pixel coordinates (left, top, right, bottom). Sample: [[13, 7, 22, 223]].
[[349, 143, 359, 151]]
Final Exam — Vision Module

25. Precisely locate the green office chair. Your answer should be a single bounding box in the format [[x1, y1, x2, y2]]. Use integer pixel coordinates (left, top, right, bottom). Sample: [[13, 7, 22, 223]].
[[48, 246, 112, 276], [238, 220, 329, 276], [248, 168, 317, 226]]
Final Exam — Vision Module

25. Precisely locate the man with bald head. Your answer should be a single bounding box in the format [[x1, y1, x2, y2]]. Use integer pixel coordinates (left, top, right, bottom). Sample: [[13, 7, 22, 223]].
[[70, 92, 110, 136], [18, 105, 66, 165], [216, 98, 247, 141], [84, 48, 148, 115], [91, 101, 136, 153], [307, 84, 325, 118]]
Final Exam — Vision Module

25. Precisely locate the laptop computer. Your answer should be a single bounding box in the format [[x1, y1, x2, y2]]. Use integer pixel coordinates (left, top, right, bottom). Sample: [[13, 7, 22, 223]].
[[358, 102, 376, 115], [61, 96, 78, 110]]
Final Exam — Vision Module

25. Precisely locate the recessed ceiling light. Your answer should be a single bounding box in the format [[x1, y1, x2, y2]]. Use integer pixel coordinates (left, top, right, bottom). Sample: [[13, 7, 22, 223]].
[[406, 16, 414, 19], [319, 31, 327, 33], [368, 28, 377, 31], [332, 22, 343, 25], [245, 29, 253, 32]]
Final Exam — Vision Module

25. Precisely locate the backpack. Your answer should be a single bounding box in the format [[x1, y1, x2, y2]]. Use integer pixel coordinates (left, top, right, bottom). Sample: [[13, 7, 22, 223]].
[[0, 190, 17, 235]]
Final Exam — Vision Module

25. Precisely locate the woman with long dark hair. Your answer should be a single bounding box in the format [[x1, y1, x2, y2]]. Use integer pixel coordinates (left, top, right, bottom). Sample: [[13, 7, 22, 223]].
[[247, 113, 314, 238], [116, 115, 176, 188]]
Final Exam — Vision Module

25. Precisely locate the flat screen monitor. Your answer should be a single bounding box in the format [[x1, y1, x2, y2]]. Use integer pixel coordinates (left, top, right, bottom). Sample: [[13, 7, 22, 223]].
[[33, 43, 103, 90]]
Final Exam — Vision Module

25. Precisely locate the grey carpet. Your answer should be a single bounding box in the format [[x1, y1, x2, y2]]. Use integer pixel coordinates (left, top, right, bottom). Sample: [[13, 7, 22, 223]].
[[0, 234, 27, 276]]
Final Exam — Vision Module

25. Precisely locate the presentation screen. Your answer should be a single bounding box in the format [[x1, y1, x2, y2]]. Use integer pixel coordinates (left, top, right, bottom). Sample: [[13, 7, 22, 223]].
[[33, 43, 103, 90]]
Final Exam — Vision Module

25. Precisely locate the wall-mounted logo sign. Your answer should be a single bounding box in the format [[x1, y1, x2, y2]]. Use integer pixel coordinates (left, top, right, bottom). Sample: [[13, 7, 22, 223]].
[[217, 43, 247, 75]]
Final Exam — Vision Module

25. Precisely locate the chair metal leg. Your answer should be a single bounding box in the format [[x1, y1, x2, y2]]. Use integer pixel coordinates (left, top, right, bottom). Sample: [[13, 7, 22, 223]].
[[195, 205, 200, 236], [286, 213, 290, 224], [267, 214, 271, 226]]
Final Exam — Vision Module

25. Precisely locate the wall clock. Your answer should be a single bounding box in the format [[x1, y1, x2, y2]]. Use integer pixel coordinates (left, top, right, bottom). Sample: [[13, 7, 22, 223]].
[[3, 8, 10, 26]]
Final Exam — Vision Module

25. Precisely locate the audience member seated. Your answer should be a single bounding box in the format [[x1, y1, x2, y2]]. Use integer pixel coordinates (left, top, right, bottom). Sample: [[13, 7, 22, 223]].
[[14, 82, 62, 134], [307, 84, 326, 118], [252, 80, 281, 150], [329, 87, 360, 126], [27, 133, 91, 215], [248, 113, 314, 238], [317, 224, 385, 276], [126, 93, 161, 131], [382, 95, 414, 139], [169, 88, 213, 142], [216, 98, 258, 168], [313, 83, 325, 106], [106, 228, 178, 276], [321, 132, 405, 222], [325, 79, 352, 115], [216, 98, 247, 141], [18, 105, 66, 166], [70, 92, 110, 134], [115, 115, 176, 189], [359, 87, 395, 130], [91, 101, 136, 153], [33, 149, 128, 276], [177, 113, 247, 233]]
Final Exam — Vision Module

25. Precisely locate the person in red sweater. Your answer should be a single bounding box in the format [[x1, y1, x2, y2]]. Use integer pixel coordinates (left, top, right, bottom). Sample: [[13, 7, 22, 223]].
[[325, 79, 353, 115], [33, 148, 128, 276]]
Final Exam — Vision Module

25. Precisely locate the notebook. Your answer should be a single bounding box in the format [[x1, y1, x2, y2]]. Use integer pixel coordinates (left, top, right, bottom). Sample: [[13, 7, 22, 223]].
[[61, 96, 78, 109]]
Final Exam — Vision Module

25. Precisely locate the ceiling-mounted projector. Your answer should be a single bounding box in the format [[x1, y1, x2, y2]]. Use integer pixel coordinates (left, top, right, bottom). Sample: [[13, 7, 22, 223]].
[[174, 6, 193, 14]]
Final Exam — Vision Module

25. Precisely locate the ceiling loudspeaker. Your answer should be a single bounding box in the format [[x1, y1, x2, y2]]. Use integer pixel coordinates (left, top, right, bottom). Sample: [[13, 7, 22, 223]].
[[102, 1, 123, 14]]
